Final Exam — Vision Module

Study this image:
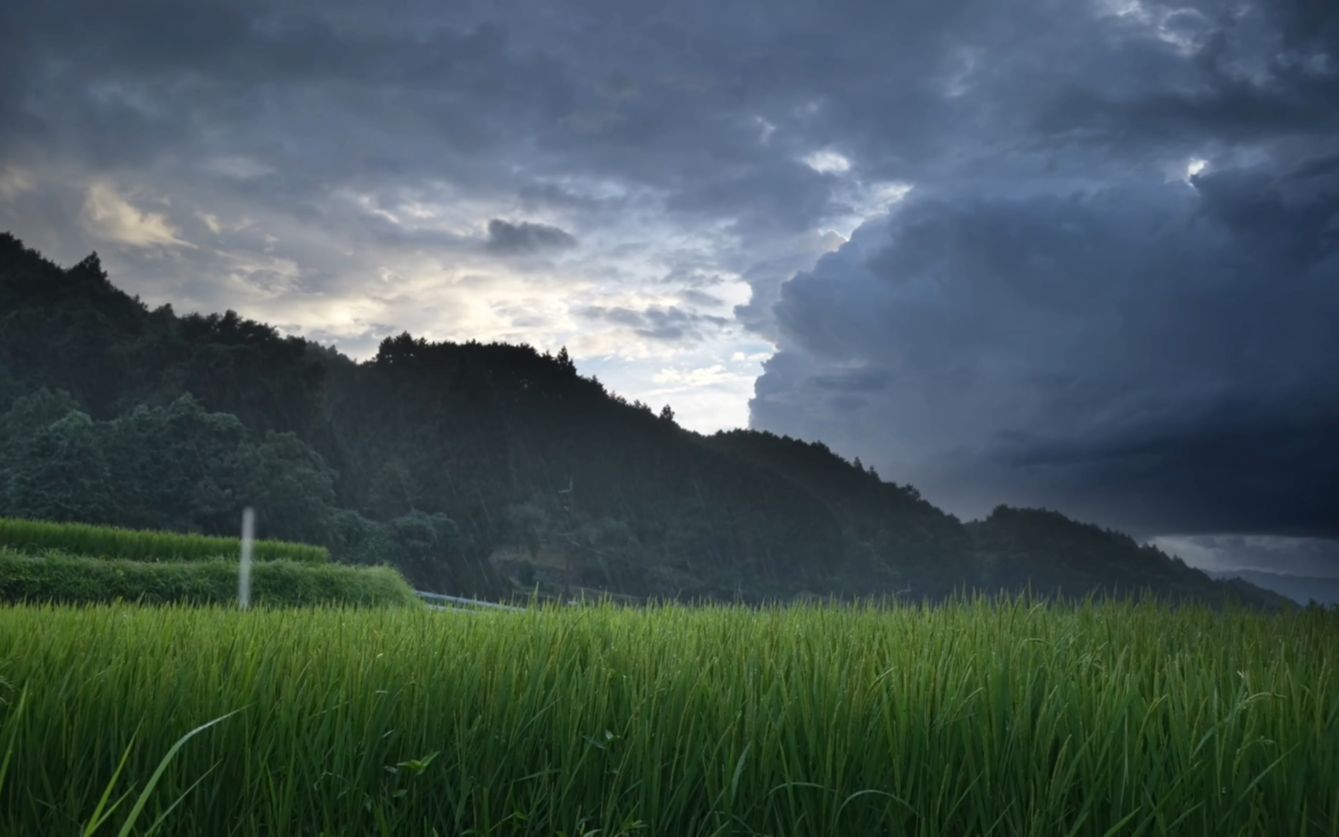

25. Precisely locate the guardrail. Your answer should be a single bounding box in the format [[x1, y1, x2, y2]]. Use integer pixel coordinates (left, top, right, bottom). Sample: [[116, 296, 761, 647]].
[[415, 590, 525, 612]]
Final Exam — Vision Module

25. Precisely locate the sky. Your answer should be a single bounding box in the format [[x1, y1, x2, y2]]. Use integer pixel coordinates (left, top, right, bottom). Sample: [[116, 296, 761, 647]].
[[1, 0, 1336, 575]]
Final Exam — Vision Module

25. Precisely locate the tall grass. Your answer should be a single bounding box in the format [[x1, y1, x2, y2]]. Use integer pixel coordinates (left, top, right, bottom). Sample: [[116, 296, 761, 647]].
[[0, 549, 417, 608], [0, 516, 328, 564], [0, 600, 1335, 835]]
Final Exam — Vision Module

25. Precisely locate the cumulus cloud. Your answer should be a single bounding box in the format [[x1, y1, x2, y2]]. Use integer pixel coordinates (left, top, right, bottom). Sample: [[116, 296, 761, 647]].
[[801, 149, 852, 175], [81, 183, 194, 248]]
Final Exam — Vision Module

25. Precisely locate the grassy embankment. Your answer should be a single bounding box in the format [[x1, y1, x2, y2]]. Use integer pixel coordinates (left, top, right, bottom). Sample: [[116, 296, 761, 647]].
[[0, 517, 415, 608]]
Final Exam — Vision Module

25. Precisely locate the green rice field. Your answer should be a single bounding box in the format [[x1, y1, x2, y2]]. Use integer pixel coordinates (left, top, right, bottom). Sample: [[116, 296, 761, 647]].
[[0, 600, 1336, 835]]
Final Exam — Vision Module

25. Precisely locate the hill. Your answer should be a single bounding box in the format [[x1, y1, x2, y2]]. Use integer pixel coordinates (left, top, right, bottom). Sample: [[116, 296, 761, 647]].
[[969, 507, 1285, 608], [0, 232, 1290, 607]]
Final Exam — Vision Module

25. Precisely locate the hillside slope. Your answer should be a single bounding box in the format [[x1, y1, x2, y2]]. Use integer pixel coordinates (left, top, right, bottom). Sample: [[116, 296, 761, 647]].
[[970, 507, 1287, 609], [0, 232, 1289, 607], [1208, 569, 1339, 607]]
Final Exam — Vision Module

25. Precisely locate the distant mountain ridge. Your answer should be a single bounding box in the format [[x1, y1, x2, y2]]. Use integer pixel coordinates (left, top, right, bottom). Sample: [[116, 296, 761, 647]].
[[0, 232, 1290, 608], [1207, 569, 1339, 607]]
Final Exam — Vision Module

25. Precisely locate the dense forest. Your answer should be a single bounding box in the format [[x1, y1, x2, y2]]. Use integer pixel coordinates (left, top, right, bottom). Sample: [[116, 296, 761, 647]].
[[0, 233, 1288, 607]]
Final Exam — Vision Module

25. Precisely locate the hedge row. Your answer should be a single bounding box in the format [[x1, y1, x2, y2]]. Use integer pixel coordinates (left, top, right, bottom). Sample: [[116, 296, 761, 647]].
[[0, 516, 328, 564], [0, 549, 417, 608]]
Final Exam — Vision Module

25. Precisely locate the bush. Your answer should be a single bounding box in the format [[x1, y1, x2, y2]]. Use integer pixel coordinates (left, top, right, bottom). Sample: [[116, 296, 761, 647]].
[[327, 508, 501, 597], [0, 549, 415, 607], [0, 516, 328, 564]]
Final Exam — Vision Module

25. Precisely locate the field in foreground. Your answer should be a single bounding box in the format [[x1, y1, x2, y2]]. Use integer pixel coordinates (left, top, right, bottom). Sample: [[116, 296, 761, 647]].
[[0, 602, 1336, 835]]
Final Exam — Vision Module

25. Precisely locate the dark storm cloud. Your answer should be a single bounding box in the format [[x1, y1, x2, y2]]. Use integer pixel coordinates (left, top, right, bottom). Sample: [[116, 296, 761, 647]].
[[753, 153, 1339, 538], [1037, 49, 1339, 149], [810, 369, 891, 394], [4, 1, 1330, 183], [484, 219, 577, 255], [730, 0, 1339, 561]]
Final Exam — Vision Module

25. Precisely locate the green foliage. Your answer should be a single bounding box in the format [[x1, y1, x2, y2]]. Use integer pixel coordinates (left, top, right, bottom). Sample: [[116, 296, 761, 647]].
[[325, 509, 497, 597], [969, 506, 1287, 609], [0, 601, 1335, 834], [0, 517, 328, 564], [0, 549, 414, 607], [3, 410, 117, 523], [0, 392, 340, 543]]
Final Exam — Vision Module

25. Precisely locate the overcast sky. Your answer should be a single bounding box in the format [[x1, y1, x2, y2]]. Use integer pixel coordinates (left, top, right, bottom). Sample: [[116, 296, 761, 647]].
[[2, 0, 1336, 573]]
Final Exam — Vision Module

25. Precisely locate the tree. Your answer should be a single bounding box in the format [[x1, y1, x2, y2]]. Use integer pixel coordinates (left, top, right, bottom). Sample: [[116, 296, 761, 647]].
[[658, 404, 676, 424], [384, 511, 498, 594], [99, 396, 250, 532], [237, 431, 339, 543], [555, 346, 575, 371], [3, 410, 116, 523], [0, 389, 82, 440]]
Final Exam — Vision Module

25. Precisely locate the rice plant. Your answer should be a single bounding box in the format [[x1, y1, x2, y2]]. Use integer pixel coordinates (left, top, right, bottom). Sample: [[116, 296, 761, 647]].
[[0, 516, 328, 564], [0, 599, 1335, 835]]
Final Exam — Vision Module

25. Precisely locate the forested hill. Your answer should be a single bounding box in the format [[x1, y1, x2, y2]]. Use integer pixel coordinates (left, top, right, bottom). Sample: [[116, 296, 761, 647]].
[[0, 233, 1288, 608]]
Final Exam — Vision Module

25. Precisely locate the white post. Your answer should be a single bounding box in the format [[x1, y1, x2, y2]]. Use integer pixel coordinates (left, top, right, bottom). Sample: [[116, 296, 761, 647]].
[[239, 507, 255, 610]]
